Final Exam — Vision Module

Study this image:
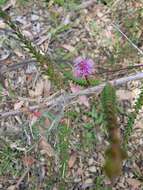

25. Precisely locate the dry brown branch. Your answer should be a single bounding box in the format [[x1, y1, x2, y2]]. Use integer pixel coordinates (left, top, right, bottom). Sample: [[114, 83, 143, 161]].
[[0, 71, 143, 118]]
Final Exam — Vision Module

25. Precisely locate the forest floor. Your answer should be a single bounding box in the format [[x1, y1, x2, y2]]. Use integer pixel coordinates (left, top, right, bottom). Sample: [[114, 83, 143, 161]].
[[0, 0, 143, 189]]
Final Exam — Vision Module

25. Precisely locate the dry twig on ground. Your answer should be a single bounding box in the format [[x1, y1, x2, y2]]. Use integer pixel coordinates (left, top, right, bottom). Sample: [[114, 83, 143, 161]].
[[0, 71, 143, 118]]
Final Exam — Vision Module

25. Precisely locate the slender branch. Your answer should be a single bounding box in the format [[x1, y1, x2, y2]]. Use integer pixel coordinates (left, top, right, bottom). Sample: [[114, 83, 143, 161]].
[[1, 71, 143, 118], [97, 63, 143, 74], [15, 168, 30, 189], [112, 23, 143, 56]]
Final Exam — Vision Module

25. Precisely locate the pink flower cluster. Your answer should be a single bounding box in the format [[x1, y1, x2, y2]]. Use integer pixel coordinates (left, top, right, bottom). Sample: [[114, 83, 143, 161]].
[[73, 57, 95, 78]]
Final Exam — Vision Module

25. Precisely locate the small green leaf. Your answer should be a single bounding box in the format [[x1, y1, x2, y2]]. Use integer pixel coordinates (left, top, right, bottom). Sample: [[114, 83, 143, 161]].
[[83, 123, 93, 129]]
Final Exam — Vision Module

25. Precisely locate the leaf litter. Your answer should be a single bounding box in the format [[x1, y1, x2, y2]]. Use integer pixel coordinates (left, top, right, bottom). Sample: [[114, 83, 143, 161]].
[[0, 0, 143, 189]]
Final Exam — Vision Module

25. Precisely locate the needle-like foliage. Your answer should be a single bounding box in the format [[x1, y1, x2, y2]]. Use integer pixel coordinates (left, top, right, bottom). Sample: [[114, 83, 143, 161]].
[[101, 83, 127, 180], [124, 85, 143, 147]]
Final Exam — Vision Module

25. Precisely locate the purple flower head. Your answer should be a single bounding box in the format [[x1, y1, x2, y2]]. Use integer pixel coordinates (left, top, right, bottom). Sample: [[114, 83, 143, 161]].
[[73, 57, 95, 78]]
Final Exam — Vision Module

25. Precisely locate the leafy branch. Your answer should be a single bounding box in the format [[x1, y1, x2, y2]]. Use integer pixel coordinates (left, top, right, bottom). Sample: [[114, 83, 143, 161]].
[[1, 71, 143, 118], [0, 7, 63, 88], [101, 83, 127, 180], [124, 85, 143, 147]]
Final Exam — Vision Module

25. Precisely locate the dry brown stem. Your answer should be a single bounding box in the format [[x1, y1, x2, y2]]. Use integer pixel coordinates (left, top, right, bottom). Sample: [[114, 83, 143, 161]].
[[0, 72, 143, 118]]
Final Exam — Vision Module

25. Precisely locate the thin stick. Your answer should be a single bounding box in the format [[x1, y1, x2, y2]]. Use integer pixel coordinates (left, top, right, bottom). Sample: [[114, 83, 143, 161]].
[[112, 23, 143, 56], [15, 168, 30, 189], [1, 72, 143, 118], [97, 63, 143, 74]]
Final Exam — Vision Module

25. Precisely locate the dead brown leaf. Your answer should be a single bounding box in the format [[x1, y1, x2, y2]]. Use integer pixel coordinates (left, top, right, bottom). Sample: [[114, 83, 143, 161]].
[[36, 117, 51, 136], [116, 90, 133, 101], [52, 187, 58, 190], [44, 118, 51, 127], [14, 101, 24, 110], [70, 83, 89, 107], [22, 30, 33, 40], [43, 78, 51, 96], [29, 79, 44, 97], [0, 20, 6, 29], [68, 152, 77, 169], [134, 119, 143, 129], [127, 178, 142, 190], [77, 168, 84, 176], [22, 155, 35, 167], [39, 137, 55, 157], [61, 44, 76, 53], [7, 185, 16, 190], [14, 49, 25, 58]]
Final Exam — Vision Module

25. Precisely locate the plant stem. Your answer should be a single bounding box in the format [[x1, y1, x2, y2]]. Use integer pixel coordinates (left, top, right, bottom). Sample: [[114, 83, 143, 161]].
[[85, 76, 90, 86], [97, 64, 143, 74]]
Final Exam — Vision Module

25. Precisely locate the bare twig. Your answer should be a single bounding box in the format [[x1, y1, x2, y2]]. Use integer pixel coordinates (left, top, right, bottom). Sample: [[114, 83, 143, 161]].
[[15, 168, 30, 189], [97, 63, 143, 74], [112, 23, 143, 56], [1, 71, 143, 118]]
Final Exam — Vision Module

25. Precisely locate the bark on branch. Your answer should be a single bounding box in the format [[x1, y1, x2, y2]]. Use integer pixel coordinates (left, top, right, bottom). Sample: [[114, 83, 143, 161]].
[[0, 72, 143, 118]]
